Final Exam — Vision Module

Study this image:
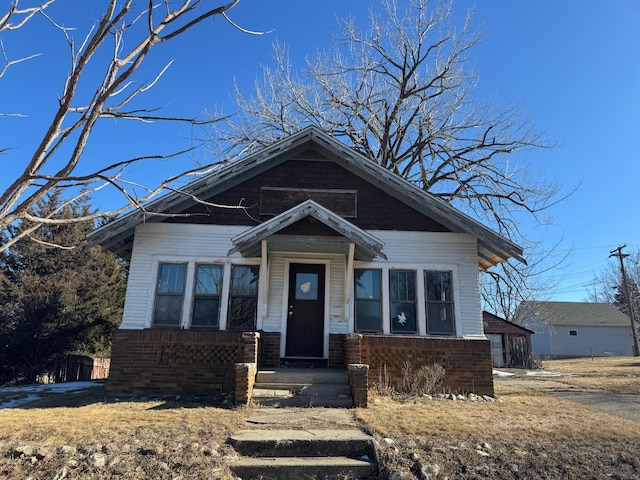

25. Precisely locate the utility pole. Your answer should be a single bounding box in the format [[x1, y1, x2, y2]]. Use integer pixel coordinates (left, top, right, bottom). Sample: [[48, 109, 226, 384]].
[[610, 245, 640, 356]]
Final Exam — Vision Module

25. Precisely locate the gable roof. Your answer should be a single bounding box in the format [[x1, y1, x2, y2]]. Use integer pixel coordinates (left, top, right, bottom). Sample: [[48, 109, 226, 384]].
[[88, 126, 524, 269], [229, 200, 387, 261], [482, 311, 534, 334], [519, 301, 633, 328]]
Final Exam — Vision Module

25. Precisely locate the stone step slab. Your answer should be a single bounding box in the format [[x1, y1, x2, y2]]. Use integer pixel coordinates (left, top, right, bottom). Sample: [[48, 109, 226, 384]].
[[229, 429, 375, 458], [253, 383, 352, 397], [230, 455, 376, 480], [251, 395, 354, 408], [256, 368, 349, 385]]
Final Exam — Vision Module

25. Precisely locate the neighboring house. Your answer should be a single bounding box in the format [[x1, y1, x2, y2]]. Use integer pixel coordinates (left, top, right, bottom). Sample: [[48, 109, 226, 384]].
[[482, 311, 534, 369], [516, 301, 636, 357], [88, 127, 524, 401]]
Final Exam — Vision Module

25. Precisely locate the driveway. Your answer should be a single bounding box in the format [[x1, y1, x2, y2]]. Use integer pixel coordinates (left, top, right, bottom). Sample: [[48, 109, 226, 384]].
[[551, 391, 640, 423], [494, 370, 640, 424]]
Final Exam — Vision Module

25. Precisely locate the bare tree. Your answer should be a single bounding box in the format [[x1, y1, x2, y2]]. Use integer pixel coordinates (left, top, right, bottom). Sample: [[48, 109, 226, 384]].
[[208, 0, 569, 317], [0, 0, 261, 252], [588, 248, 640, 320]]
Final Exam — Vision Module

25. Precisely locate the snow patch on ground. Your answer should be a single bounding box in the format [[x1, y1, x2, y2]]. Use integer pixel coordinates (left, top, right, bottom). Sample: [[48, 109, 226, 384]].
[[492, 370, 515, 377], [0, 381, 101, 409], [525, 371, 562, 377]]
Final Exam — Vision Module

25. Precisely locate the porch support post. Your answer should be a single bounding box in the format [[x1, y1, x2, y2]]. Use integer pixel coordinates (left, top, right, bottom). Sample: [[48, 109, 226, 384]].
[[259, 240, 269, 321], [345, 242, 355, 305]]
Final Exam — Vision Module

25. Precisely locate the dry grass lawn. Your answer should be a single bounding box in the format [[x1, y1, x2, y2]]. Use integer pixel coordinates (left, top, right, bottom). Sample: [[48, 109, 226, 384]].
[[540, 356, 640, 394], [0, 356, 639, 478], [356, 356, 640, 478]]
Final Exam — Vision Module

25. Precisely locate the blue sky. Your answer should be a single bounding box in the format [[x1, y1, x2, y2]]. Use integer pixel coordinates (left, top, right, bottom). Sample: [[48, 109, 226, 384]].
[[1, 1, 639, 302]]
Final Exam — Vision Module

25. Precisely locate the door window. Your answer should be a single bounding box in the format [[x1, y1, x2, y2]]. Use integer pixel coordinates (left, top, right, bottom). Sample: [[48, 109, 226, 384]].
[[295, 273, 318, 300]]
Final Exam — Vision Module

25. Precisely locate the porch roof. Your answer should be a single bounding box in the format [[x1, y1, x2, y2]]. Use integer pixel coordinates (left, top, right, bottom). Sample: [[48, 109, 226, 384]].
[[229, 200, 387, 261]]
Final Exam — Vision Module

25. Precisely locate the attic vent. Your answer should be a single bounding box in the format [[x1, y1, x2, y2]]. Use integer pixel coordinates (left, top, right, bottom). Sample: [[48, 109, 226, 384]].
[[260, 187, 357, 217]]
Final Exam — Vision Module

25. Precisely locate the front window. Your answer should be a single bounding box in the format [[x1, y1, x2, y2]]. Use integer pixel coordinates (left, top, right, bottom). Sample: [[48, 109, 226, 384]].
[[191, 264, 223, 327], [425, 271, 455, 335], [227, 265, 259, 329], [153, 263, 187, 326], [390, 270, 417, 333], [354, 269, 382, 332]]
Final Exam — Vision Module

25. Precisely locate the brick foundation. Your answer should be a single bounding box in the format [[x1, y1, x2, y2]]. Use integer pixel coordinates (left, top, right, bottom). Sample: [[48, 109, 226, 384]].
[[107, 330, 259, 399], [360, 335, 494, 396]]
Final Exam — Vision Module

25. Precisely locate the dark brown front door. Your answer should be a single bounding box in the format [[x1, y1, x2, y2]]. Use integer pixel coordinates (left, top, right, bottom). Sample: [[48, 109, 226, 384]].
[[285, 263, 325, 358]]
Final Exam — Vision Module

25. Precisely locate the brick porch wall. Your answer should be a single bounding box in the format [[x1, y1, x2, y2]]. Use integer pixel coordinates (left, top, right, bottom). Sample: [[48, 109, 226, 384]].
[[258, 331, 281, 368], [328, 334, 346, 367], [107, 330, 256, 398], [345, 334, 494, 396]]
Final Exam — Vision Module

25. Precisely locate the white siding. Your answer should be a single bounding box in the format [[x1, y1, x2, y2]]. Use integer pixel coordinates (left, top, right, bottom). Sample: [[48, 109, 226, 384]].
[[123, 224, 484, 339], [264, 254, 285, 332], [121, 223, 246, 329], [547, 325, 634, 357]]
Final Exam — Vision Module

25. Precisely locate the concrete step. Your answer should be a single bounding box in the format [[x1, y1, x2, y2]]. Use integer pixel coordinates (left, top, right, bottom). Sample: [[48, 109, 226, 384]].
[[230, 455, 375, 479], [256, 368, 349, 385], [229, 429, 375, 458], [229, 429, 377, 479], [252, 368, 353, 408], [252, 395, 354, 408], [253, 383, 352, 397]]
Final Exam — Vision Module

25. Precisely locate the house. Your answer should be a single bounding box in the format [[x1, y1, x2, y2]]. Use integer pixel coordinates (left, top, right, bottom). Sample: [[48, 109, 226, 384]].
[[88, 127, 524, 402], [516, 301, 636, 357], [482, 311, 534, 368]]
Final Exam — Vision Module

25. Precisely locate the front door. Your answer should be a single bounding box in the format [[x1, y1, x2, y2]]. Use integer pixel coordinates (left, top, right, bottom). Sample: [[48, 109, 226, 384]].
[[285, 263, 325, 358]]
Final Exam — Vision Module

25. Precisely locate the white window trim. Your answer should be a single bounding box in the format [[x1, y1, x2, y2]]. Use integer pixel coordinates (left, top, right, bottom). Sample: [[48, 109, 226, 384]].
[[148, 255, 261, 329], [352, 262, 461, 337]]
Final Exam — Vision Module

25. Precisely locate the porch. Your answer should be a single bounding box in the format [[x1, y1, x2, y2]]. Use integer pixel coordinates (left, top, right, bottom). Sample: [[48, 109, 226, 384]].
[[106, 330, 494, 405]]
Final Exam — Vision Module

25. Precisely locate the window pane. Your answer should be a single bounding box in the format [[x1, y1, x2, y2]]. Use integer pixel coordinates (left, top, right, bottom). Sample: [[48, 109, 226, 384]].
[[154, 296, 183, 325], [228, 297, 257, 329], [157, 263, 186, 294], [295, 273, 318, 300], [427, 303, 454, 334], [426, 271, 451, 302], [231, 266, 259, 295], [154, 263, 186, 326], [355, 300, 382, 332], [195, 265, 222, 295], [391, 302, 416, 332], [192, 298, 220, 326], [355, 269, 381, 300], [425, 270, 455, 335], [390, 271, 415, 301], [228, 265, 259, 329]]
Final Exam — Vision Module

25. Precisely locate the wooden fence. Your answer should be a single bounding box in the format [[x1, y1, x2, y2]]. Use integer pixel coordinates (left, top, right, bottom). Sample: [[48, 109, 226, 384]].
[[54, 355, 110, 382]]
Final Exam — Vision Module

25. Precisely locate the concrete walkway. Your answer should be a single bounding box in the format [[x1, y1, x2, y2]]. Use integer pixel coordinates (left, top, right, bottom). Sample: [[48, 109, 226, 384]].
[[228, 406, 377, 479]]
